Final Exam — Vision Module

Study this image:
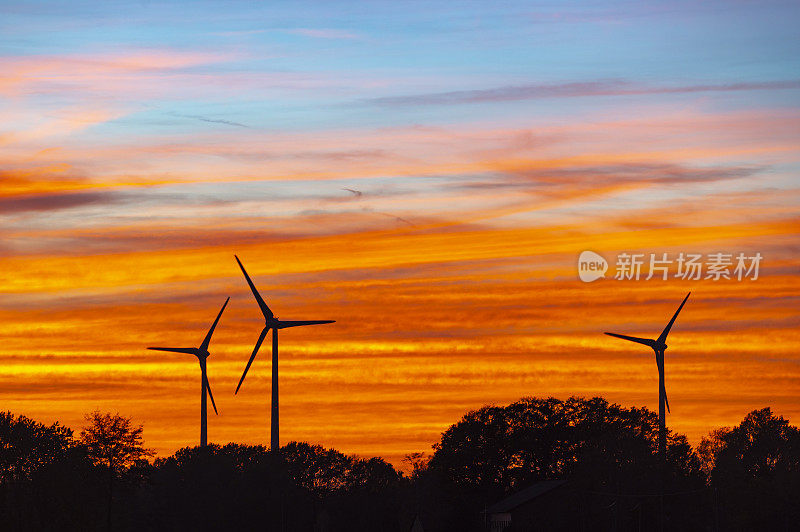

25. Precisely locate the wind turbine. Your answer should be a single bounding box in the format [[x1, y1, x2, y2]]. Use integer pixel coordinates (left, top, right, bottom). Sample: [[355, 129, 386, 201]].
[[605, 292, 690, 460], [234, 255, 334, 451], [147, 297, 229, 448]]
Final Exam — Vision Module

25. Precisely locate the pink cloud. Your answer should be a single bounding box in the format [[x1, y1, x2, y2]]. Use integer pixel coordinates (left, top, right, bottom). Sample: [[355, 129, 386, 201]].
[[0, 49, 238, 97]]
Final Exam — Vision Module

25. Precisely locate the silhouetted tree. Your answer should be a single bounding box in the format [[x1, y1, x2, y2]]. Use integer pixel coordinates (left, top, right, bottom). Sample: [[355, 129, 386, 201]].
[[146, 443, 298, 530], [0, 412, 103, 531], [429, 396, 699, 489], [80, 411, 153, 473], [79, 411, 153, 531], [708, 408, 800, 479], [143, 441, 403, 531], [4, 403, 795, 531], [420, 396, 704, 531], [280, 441, 404, 531], [0, 411, 73, 482], [701, 408, 800, 530], [696, 427, 728, 478], [402, 452, 431, 482], [283, 441, 352, 495]]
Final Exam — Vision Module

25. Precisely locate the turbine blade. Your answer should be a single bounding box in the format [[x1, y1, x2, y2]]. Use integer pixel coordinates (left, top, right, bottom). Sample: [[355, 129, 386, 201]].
[[658, 292, 691, 343], [147, 347, 198, 355], [235, 327, 268, 394], [205, 373, 218, 415], [200, 297, 230, 351], [604, 332, 655, 348], [277, 320, 335, 329], [656, 352, 670, 414], [234, 255, 273, 319]]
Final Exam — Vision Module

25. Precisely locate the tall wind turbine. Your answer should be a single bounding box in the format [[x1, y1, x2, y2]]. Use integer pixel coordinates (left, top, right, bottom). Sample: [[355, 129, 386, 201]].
[[605, 292, 690, 460], [148, 297, 229, 448], [234, 255, 334, 451]]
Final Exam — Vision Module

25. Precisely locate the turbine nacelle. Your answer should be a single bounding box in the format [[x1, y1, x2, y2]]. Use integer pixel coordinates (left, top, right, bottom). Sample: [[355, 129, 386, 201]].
[[647, 341, 667, 353]]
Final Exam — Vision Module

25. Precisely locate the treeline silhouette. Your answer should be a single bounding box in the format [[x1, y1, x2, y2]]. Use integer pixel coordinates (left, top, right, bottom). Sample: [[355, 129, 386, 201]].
[[1, 397, 797, 531]]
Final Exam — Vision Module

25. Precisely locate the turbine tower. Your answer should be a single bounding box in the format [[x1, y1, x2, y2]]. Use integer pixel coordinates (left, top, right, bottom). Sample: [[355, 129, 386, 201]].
[[148, 297, 229, 447], [605, 292, 690, 460], [234, 255, 334, 451]]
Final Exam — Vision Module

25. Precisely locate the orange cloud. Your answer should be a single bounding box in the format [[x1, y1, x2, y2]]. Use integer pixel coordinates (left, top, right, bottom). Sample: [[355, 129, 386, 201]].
[[2, 56, 798, 466], [0, 50, 237, 96]]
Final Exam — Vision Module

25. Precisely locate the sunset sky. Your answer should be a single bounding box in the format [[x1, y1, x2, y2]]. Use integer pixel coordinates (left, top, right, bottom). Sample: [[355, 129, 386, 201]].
[[1, 0, 799, 467]]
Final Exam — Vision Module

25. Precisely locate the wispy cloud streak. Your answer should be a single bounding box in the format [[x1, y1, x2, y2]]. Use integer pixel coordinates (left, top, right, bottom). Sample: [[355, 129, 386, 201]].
[[368, 79, 800, 106], [169, 113, 251, 129]]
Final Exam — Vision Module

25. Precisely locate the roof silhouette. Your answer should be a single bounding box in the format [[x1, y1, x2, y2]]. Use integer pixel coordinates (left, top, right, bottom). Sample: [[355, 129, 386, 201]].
[[488, 479, 567, 514]]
